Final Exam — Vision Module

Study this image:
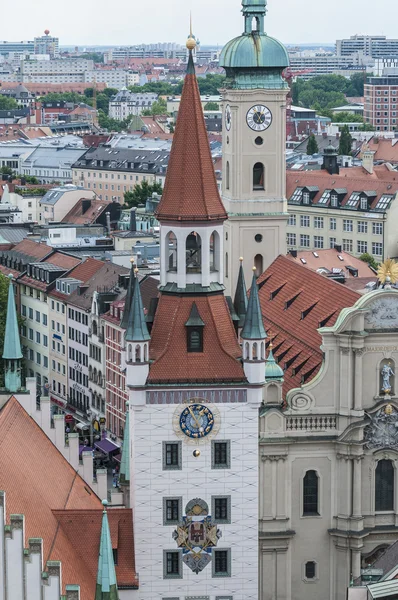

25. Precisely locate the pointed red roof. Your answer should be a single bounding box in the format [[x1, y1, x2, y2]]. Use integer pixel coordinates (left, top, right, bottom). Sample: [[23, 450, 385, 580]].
[[155, 53, 227, 222]]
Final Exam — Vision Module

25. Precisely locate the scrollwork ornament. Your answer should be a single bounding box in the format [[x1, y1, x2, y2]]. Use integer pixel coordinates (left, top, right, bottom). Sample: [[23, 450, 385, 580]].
[[288, 393, 313, 412]]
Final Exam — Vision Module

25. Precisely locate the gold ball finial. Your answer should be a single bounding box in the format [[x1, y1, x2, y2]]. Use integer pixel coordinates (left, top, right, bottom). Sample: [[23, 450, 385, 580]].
[[239, 257, 243, 262], [130, 258, 135, 264], [252, 266, 257, 272], [134, 268, 139, 274], [186, 36, 196, 50], [385, 403, 393, 415]]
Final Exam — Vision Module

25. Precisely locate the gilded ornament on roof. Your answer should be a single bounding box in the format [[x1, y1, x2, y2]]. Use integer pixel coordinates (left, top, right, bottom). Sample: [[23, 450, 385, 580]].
[[378, 258, 398, 285]]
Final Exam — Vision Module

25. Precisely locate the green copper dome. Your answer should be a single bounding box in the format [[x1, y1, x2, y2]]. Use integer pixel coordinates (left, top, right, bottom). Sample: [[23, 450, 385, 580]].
[[265, 347, 284, 382], [220, 34, 289, 70], [220, 0, 289, 89]]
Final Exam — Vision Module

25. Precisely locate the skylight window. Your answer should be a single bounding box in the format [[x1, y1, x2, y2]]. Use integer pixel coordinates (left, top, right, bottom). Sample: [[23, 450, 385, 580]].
[[318, 189, 331, 204], [376, 194, 393, 211], [290, 187, 303, 203], [346, 192, 360, 207]]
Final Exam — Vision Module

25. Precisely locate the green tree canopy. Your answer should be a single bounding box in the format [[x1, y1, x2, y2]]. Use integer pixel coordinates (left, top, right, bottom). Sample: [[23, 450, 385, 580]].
[[204, 101, 220, 110], [306, 134, 319, 155], [332, 111, 364, 123], [338, 125, 353, 155], [142, 98, 167, 116], [0, 96, 19, 110], [38, 91, 87, 104], [124, 181, 163, 208], [291, 72, 369, 112], [360, 253, 379, 270]]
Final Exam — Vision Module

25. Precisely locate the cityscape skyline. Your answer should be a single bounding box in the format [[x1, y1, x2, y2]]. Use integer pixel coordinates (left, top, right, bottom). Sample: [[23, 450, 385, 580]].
[[0, 0, 396, 47]]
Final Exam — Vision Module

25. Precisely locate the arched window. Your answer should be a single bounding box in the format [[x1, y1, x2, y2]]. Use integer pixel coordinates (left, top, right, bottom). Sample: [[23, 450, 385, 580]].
[[93, 368, 97, 384], [92, 321, 97, 336], [255, 253, 263, 277], [166, 231, 177, 272], [144, 344, 148, 362], [376, 460, 394, 511], [135, 345, 141, 363], [226, 161, 230, 190], [253, 342, 258, 360], [186, 232, 202, 273], [98, 371, 102, 386], [253, 162, 264, 190], [261, 342, 265, 360], [303, 470, 319, 515], [245, 342, 250, 360], [89, 365, 92, 381], [210, 231, 220, 273], [187, 329, 203, 353], [128, 344, 132, 361], [251, 16, 259, 32], [305, 561, 317, 580]]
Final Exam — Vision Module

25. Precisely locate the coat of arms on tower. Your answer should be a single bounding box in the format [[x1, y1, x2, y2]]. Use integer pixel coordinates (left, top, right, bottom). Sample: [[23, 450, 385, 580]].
[[172, 498, 221, 573]]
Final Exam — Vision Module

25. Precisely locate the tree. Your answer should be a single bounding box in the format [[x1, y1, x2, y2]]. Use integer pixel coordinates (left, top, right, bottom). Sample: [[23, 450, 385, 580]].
[[306, 134, 319, 155], [332, 111, 364, 123], [358, 122, 375, 131], [0, 96, 18, 110], [141, 98, 167, 116], [124, 181, 163, 208], [338, 125, 353, 155], [360, 253, 379, 271], [204, 101, 220, 110]]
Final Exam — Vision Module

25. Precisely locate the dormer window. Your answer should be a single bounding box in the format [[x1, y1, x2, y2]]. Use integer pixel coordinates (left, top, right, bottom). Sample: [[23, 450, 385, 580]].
[[331, 194, 338, 207], [185, 302, 204, 353], [303, 192, 310, 204], [360, 197, 368, 210]]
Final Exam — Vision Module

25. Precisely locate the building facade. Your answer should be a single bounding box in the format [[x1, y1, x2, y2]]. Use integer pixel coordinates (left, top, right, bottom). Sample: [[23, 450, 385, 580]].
[[108, 90, 158, 119], [219, 0, 289, 295], [364, 73, 398, 131], [336, 35, 398, 59]]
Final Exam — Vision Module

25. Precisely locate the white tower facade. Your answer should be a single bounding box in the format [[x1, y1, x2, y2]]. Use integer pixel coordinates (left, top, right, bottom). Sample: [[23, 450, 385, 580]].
[[220, 0, 290, 295]]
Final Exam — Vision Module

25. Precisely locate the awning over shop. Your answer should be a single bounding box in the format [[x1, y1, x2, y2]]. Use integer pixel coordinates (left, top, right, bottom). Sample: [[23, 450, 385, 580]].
[[76, 422, 89, 431], [79, 445, 93, 456], [94, 439, 120, 454], [113, 453, 122, 464]]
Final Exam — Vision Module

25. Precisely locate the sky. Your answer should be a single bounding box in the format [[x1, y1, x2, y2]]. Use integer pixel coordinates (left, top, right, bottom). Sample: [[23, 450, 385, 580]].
[[2, 0, 397, 47]]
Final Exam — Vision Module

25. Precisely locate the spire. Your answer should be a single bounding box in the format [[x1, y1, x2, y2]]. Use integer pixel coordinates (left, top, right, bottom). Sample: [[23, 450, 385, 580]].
[[155, 37, 227, 222], [3, 275, 22, 361], [241, 268, 266, 340], [265, 342, 284, 382], [119, 402, 130, 485], [125, 271, 150, 342], [95, 500, 118, 600], [234, 258, 248, 328], [120, 259, 135, 329]]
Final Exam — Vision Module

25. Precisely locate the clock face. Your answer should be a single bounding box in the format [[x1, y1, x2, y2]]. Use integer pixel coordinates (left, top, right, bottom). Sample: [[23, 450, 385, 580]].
[[225, 104, 232, 131], [180, 403, 214, 439], [246, 105, 272, 131]]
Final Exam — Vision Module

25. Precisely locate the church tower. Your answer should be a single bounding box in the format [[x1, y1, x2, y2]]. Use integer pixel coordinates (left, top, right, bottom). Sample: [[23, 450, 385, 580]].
[[220, 0, 289, 294]]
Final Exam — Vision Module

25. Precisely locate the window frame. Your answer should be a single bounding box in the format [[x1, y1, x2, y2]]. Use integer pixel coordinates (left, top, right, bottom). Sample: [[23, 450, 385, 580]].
[[162, 441, 182, 471], [303, 560, 318, 583], [212, 548, 231, 578], [163, 497, 182, 525], [212, 440, 231, 470], [302, 469, 320, 517], [163, 550, 183, 579], [212, 495, 231, 524], [375, 459, 395, 512]]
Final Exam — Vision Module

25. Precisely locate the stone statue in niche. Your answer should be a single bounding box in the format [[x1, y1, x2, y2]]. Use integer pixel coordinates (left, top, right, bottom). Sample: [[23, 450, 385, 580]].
[[381, 362, 395, 395]]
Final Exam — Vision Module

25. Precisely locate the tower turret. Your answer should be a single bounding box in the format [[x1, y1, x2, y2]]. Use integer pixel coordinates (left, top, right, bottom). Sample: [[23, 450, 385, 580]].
[[124, 270, 150, 387], [120, 259, 135, 329], [95, 500, 118, 600], [241, 268, 266, 391], [264, 341, 284, 404], [233, 257, 248, 333], [3, 275, 22, 393]]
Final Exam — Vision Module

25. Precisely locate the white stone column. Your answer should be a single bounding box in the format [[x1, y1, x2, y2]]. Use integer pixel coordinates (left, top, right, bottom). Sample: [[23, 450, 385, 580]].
[[352, 458, 362, 518], [276, 457, 287, 519], [353, 349, 364, 411], [352, 549, 362, 579], [176, 229, 187, 289], [201, 229, 211, 288]]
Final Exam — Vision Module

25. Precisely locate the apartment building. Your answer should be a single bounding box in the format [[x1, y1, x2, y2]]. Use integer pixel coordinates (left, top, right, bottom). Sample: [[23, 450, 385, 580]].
[[108, 90, 158, 119], [336, 35, 398, 59], [39, 185, 96, 223], [364, 72, 398, 131], [288, 52, 371, 78], [286, 150, 398, 260], [34, 32, 59, 58], [72, 146, 169, 204], [85, 69, 140, 90], [21, 146, 87, 184], [20, 59, 94, 83]]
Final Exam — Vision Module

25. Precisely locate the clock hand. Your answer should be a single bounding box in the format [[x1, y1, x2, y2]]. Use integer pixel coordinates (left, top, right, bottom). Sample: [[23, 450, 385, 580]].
[[188, 406, 202, 429]]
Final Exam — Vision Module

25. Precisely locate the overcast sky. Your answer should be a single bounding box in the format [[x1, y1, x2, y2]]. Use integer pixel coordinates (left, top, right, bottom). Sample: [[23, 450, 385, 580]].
[[4, 0, 396, 47]]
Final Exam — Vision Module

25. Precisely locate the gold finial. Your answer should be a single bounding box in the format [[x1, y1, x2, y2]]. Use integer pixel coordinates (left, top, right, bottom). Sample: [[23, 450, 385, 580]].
[[130, 258, 135, 264], [134, 268, 139, 274], [186, 12, 196, 50], [252, 266, 257, 272], [239, 257, 243, 262], [385, 403, 393, 415], [378, 258, 398, 285]]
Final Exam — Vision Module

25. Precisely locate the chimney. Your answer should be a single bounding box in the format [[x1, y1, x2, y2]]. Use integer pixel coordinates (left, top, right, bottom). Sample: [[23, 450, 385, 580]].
[[129, 208, 137, 232], [106, 212, 111, 234], [81, 199, 91, 214], [335, 132, 340, 139], [334, 244, 342, 253], [289, 249, 298, 258], [362, 149, 374, 174], [322, 132, 327, 139]]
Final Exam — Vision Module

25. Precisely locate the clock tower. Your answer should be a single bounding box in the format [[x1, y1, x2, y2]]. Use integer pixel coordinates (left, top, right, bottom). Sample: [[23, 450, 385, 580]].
[[220, 0, 289, 295]]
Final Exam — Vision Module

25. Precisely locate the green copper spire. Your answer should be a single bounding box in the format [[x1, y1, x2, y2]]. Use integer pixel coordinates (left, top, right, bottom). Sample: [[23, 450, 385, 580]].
[[119, 402, 130, 485], [3, 275, 22, 392], [241, 270, 266, 340], [95, 500, 118, 600], [233, 259, 248, 328], [125, 272, 150, 342], [265, 343, 284, 381], [120, 260, 135, 330]]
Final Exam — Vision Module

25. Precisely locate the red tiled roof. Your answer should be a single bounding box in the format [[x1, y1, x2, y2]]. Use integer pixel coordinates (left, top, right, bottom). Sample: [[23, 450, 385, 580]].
[[0, 82, 106, 94], [148, 293, 245, 383], [257, 255, 360, 396], [48, 258, 105, 300], [61, 198, 111, 225], [155, 57, 227, 222], [43, 252, 81, 270], [0, 396, 136, 598], [286, 168, 398, 209], [286, 249, 376, 278], [10, 239, 52, 261], [364, 137, 398, 164]]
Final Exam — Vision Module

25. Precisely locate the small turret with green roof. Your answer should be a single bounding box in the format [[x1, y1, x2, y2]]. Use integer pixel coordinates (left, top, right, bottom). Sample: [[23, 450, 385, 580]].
[[2, 275, 22, 393], [220, 0, 289, 90], [95, 500, 119, 600], [265, 342, 284, 382]]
